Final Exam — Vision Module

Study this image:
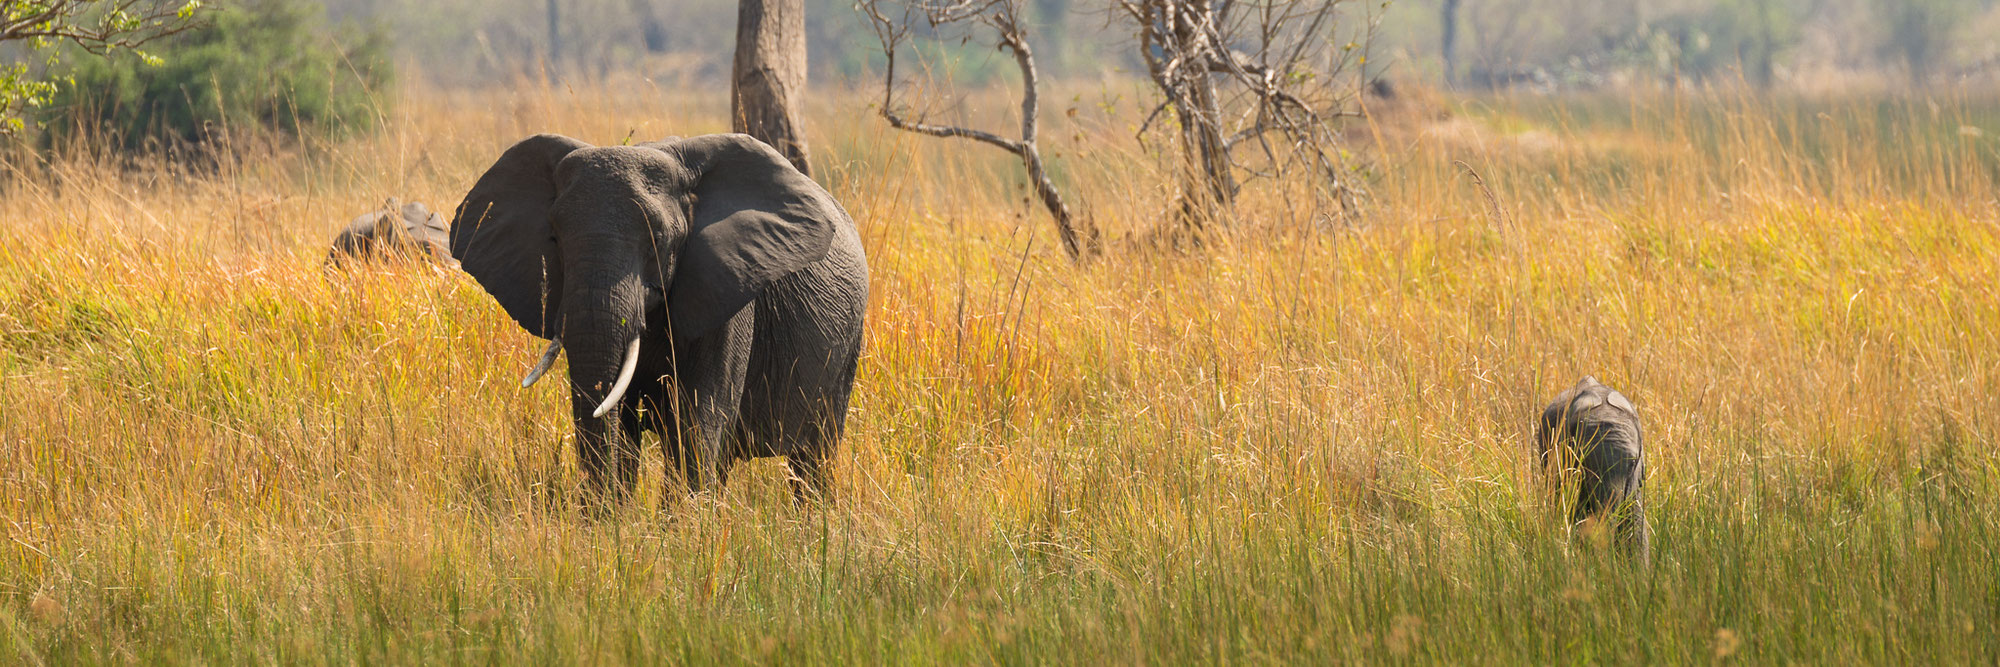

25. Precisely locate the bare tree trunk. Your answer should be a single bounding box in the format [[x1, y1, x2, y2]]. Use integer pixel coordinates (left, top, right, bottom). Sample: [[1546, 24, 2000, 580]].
[[1176, 69, 1232, 228], [1170, 0, 1232, 228], [1441, 0, 1461, 88], [546, 0, 562, 70], [732, 0, 812, 176]]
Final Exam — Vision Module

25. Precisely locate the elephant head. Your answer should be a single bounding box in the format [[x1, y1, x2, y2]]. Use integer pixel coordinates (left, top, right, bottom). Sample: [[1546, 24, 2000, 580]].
[[449, 133, 843, 419], [1536, 375, 1640, 482], [328, 197, 453, 267]]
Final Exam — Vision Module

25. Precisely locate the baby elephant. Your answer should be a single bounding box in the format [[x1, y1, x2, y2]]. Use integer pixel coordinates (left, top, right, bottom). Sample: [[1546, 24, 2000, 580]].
[[328, 198, 454, 267], [1537, 376, 1651, 558]]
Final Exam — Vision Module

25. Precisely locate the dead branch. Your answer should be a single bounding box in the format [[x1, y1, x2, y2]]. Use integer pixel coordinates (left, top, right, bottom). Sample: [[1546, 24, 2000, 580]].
[[862, 0, 1097, 260], [1115, 0, 1379, 230]]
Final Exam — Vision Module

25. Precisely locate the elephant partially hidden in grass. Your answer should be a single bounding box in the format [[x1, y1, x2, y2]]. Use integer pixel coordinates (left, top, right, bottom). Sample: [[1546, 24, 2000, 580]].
[[1537, 376, 1651, 558], [450, 133, 868, 506], [328, 198, 454, 266]]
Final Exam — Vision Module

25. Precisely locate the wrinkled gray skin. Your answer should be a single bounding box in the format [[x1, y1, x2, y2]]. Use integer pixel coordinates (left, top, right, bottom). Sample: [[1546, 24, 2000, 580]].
[[328, 198, 454, 266], [451, 133, 868, 506], [1537, 375, 1651, 558]]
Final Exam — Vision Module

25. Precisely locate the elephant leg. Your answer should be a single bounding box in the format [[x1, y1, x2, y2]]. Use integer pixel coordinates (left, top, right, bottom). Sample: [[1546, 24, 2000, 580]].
[[662, 428, 722, 495], [651, 394, 729, 500], [671, 385, 742, 496], [1616, 461, 1651, 560], [1622, 496, 1652, 561], [740, 391, 842, 505], [662, 310, 753, 500], [739, 321, 860, 505], [668, 440, 736, 496]]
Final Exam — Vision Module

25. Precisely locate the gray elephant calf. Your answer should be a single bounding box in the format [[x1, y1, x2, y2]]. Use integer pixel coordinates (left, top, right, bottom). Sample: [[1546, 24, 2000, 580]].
[[1537, 376, 1651, 558], [451, 133, 868, 506], [328, 198, 453, 266]]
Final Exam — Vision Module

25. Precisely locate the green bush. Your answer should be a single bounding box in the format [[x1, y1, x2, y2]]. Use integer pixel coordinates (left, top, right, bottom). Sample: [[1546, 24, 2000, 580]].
[[44, 0, 392, 153]]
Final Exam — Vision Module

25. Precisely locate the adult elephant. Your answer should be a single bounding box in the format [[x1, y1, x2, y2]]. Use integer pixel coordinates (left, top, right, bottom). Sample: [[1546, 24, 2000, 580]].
[[451, 133, 868, 505]]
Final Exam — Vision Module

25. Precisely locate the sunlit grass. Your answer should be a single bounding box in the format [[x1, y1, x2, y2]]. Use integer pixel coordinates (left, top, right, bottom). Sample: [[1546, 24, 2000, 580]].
[[0, 80, 1996, 663]]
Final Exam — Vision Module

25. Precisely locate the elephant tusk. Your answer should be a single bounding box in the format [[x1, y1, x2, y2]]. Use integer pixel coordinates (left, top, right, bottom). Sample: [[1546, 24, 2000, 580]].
[[590, 337, 642, 419], [521, 338, 563, 388]]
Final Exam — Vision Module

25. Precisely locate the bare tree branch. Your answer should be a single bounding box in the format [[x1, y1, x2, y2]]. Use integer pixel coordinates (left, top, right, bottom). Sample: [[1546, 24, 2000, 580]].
[[862, 0, 1097, 260], [1117, 0, 1378, 231]]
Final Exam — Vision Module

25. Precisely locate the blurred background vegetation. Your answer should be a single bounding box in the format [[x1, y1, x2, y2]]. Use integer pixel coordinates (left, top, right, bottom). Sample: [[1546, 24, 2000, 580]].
[[4, 0, 1998, 153], [303, 0, 1998, 89], [45, 0, 391, 153]]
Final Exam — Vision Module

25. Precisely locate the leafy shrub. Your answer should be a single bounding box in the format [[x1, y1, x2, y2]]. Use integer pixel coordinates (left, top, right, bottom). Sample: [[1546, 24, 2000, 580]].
[[43, 0, 391, 153]]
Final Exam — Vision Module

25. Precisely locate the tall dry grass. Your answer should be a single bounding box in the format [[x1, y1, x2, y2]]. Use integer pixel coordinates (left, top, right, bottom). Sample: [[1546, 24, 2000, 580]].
[[1, 78, 1996, 663]]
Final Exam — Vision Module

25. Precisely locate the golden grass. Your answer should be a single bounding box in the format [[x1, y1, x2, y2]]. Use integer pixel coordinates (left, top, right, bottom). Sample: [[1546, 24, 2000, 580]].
[[0, 79, 1996, 662]]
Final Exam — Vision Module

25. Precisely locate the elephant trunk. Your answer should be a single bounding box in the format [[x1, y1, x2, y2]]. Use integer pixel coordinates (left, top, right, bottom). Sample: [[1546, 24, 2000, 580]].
[[561, 277, 649, 422]]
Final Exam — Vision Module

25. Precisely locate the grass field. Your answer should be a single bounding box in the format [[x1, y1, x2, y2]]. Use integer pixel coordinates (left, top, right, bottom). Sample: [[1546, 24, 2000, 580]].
[[1, 80, 1997, 663]]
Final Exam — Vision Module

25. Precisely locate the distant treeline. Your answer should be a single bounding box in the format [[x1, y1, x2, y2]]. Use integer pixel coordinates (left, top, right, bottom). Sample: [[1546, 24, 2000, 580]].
[[290, 0, 2000, 89], [317, 0, 1135, 86]]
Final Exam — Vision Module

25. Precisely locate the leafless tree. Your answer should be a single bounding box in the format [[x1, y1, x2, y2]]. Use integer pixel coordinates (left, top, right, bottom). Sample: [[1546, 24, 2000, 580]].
[[861, 0, 1097, 260], [1115, 0, 1378, 231]]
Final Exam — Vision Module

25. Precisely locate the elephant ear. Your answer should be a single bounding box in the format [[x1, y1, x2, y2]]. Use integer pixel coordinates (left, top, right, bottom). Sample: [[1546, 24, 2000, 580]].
[[451, 134, 592, 339], [1604, 389, 1636, 415], [660, 133, 840, 338], [1568, 390, 1607, 416]]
